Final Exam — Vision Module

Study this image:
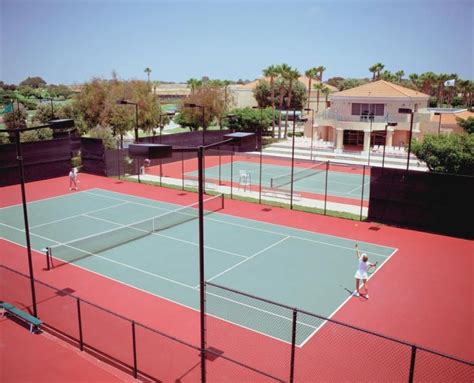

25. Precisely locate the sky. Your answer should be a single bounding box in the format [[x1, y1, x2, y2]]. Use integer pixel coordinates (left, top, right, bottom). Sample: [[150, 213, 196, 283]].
[[1, 0, 473, 85]]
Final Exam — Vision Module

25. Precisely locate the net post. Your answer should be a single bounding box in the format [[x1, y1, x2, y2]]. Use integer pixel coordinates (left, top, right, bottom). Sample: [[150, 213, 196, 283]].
[[324, 161, 329, 215], [131, 321, 138, 379], [289, 309, 298, 383], [359, 165, 366, 221], [44, 247, 51, 270], [181, 152, 185, 191], [408, 345, 417, 383], [76, 298, 84, 351]]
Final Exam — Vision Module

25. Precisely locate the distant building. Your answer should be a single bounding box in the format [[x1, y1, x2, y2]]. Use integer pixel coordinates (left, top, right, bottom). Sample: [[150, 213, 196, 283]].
[[229, 76, 338, 110], [313, 80, 430, 153]]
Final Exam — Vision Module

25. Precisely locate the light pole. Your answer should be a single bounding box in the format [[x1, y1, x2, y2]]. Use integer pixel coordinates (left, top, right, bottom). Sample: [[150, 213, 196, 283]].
[[399, 108, 415, 171], [117, 100, 139, 141], [290, 109, 298, 209], [129, 132, 254, 383], [184, 103, 206, 145], [367, 114, 374, 166], [382, 122, 398, 169], [253, 106, 265, 203], [434, 112, 442, 135], [304, 108, 315, 160], [0, 119, 75, 318]]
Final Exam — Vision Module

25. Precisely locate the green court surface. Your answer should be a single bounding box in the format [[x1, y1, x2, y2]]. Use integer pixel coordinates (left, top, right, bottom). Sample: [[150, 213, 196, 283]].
[[0, 188, 394, 345], [188, 160, 371, 200]]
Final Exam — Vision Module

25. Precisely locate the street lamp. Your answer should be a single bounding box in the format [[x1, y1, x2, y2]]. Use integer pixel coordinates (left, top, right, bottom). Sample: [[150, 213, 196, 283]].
[[304, 108, 315, 160], [253, 106, 265, 203], [367, 113, 375, 166], [398, 108, 415, 171], [117, 99, 139, 141], [0, 119, 75, 318], [129, 132, 254, 383], [434, 112, 442, 135], [184, 103, 206, 145], [382, 122, 398, 169]]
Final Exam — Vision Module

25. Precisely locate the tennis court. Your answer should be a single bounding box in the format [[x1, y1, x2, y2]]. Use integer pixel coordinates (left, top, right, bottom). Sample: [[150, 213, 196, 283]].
[[0, 188, 394, 345], [187, 160, 370, 200]]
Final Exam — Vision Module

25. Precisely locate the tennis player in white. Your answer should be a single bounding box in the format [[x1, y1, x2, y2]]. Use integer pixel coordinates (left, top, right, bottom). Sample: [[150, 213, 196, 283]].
[[69, 167, 79, 191], [353, 243, 376, 298]]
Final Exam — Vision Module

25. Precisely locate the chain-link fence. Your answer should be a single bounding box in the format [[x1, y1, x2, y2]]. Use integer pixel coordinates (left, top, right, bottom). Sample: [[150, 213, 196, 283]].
[[205, 282, 473, 383]]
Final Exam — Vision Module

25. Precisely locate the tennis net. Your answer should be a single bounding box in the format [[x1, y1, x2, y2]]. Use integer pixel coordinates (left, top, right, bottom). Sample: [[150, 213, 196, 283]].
[[270, 161, 326, 188], [48, 194, 224, 267]]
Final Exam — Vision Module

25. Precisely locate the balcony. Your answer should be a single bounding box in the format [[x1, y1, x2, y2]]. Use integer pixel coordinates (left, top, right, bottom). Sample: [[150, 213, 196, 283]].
[[314, 110, 421, 131]]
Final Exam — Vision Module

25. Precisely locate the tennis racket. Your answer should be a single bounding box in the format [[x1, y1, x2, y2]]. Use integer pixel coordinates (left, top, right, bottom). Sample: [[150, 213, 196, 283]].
[[368, 261, 378, 274]]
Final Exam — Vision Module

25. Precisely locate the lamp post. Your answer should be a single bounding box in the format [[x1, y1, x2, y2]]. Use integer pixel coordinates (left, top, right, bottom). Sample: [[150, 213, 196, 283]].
[[253, 106, 265, 203], [367, 114, 374, 166], [398, 108, 415, 171], [290, 109, 298, 209], [0, 119, 75, 318], [304, 108, 315, 160], [184, 103, 205, 145], [382, 122, 398, 169], [117, 99, 139, 141], [434, 112, 442, 135], [129, 132, 254, 383]]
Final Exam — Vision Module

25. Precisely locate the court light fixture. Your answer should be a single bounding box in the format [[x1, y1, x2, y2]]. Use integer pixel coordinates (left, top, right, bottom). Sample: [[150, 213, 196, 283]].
[[117, 99, 139, 141]]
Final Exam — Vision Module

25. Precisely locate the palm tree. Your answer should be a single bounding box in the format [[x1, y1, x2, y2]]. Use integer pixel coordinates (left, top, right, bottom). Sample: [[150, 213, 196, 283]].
[[263, 65, 280, 137], [419, 72, 437, 96], [144, 67, 152, 83], [316, 65, 326, 83], [408, 73, 419, 90], [375, 63, 385, 81], [369, 64, 378, 81], [458, 79, 471, 106], [283, 67, 301, 137], [186, 78, 202, 94], [321, 85, 332, 105], [305, 67, 319, 110], [313, 83, 325, 112], [276, 64, 290, 137], [436, 74, 450, 106], [395, 70, 405, 83]]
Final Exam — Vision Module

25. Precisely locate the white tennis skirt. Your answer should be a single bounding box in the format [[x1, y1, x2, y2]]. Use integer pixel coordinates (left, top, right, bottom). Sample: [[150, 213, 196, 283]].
[[354, 270, 369, 280]]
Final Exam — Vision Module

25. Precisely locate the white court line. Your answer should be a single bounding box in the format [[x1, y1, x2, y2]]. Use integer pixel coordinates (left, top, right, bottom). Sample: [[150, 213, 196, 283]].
[[81, 213, 248, 260], [299, 247, 399, 347], [0, 189, 94, 210], [29, 202, 130, 229], [2, 187, 399, 346], [0, 222, 196, 290], [202, 236, 290, 288], [86, 188, 393, 257], [346, 182, 371, 195]]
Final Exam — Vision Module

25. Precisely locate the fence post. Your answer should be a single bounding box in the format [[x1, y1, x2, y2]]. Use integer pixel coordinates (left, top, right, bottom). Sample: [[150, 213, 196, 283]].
[[289, 309, 297, 383], [359, 165, 366, 221], [181, 152, 185, 190], [76, 298, 84, 351], [324, 161, 329, 215], [230, 150, 234, 199], [45, 247, 51, 271], [132, 321, 138, 379], [408, 345, 417, 383]]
